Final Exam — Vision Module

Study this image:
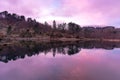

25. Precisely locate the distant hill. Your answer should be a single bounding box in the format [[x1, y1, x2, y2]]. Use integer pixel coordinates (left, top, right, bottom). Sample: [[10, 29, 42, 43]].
[[0, 11, 120, 41], [0, 11, 52, 36]]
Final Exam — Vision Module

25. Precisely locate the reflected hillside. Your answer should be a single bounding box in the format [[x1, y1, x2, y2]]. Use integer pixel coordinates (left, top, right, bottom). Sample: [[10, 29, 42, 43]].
[[0, 41, 120, 63]]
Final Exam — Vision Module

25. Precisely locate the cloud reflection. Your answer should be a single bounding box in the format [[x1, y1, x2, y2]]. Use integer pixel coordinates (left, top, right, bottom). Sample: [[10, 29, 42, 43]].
[[0, 48, 120, 80]]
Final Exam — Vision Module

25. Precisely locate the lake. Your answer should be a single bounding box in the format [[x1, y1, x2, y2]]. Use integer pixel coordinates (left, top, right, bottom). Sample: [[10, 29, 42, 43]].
[[0, 41, 120, 80]]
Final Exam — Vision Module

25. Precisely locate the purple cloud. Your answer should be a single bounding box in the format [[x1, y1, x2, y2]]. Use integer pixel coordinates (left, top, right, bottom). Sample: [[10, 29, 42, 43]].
[[0, 0, 120, 26], [0, 0, 55, 18]]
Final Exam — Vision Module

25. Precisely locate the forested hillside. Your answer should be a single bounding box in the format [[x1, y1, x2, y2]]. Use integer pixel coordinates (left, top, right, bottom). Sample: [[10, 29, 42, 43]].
[[0, 11, 120, 41]]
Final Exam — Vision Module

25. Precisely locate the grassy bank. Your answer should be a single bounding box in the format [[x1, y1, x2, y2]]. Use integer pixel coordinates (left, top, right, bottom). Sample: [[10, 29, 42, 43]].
[[2, 36, 120, 43]]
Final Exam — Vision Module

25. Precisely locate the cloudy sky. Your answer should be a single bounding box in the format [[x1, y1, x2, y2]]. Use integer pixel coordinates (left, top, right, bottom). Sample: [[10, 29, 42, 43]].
[[0, 0, 120, 27]]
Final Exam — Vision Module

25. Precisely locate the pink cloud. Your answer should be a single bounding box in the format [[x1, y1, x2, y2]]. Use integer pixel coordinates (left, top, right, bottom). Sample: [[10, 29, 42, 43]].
[[53, 0, 120, 26], [0, 0, 120, 26], [0, 0, 54, 18]]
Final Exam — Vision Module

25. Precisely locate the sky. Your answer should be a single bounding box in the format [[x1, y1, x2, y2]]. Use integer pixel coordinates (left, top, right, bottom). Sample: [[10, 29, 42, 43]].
[[0, 0, 120, 27]]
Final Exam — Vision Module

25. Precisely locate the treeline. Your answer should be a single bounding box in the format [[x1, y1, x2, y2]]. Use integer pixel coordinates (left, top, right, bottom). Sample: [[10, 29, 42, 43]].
[[0, 11, 120, 39], [0, 11, 81, 38]]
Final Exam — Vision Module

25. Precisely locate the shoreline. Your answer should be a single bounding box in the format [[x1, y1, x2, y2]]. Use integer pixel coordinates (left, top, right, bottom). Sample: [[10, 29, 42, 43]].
[[2, 37, 120, 42], [1, 37, 120, 47]]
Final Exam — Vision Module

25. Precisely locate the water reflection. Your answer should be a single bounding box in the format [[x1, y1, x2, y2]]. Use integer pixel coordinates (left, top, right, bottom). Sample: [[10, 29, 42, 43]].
[[0, 41, 120, 63], [0, 41, 120, 80]]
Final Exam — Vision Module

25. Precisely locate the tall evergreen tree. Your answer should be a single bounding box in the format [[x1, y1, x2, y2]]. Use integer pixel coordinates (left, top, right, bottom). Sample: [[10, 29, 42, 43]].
[[53, 20, 56, 29]]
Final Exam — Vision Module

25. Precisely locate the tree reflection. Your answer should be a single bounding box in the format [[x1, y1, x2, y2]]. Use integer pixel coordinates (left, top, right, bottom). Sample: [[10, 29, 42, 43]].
[[68, 45, 80, 55], [0, 41, 119, 63]]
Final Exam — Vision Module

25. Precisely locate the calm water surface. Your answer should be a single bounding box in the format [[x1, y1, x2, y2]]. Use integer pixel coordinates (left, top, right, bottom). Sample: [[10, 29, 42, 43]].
[[0, 41, 120, 80]]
